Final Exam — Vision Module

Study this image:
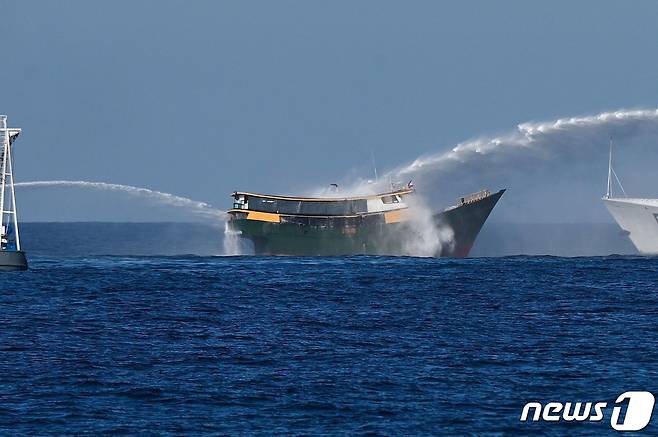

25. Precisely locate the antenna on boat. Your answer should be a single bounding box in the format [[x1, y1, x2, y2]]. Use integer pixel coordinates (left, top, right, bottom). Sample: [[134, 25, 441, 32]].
[[606, 136, 613, 198], [605, 136, 628, 199], [370, 149, 378, 182]]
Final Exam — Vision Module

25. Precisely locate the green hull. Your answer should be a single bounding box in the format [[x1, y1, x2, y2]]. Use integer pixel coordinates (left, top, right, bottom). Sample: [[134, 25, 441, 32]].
[[229, 190, 505, 257], [231, 219, 406, 256]]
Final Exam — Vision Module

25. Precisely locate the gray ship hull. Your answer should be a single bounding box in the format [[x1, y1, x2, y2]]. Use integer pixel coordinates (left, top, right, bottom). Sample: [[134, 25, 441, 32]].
[[434, 189, 506, 257], [231, 189, 505, 257], [0, 251, 28, 271]]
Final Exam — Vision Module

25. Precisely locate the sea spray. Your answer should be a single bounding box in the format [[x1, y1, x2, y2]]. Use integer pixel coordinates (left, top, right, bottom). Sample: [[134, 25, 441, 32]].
[[14, 180, 226, 220], [398, 196, 455, 257], [222, 221, 243, 256]]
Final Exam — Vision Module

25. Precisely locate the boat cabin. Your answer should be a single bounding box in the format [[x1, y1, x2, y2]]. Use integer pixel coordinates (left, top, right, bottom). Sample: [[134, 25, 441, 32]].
[[231, 188, 414, 217]]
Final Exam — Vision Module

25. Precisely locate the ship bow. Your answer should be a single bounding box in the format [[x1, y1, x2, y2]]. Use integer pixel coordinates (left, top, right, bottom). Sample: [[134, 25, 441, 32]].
[[434, 189, 505, 257]]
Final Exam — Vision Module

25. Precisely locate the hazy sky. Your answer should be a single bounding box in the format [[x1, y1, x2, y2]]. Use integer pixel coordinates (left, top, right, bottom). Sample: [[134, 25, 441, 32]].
[[2, 1, 658, 222]]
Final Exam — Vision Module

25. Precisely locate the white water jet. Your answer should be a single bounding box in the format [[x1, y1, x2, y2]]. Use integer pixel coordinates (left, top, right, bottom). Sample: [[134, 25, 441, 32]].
[[393, 109, 658, 182], [336, 108, 658, 196], [15, 180, 227, 220]]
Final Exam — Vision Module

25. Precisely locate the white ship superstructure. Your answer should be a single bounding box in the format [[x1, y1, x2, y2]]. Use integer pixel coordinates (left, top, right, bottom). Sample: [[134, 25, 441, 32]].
[[602, 139, 658, 254], [0, 115, 28, 270]]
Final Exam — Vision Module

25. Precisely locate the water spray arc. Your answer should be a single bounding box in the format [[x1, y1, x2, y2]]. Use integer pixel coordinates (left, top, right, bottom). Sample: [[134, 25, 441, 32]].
[[390, 109, 658, 184], [14, 180, 227, 220]]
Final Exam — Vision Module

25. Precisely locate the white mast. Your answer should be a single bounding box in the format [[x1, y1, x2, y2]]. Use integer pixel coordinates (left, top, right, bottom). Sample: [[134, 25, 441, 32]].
[[0, 115, 22, 252], [606, 136, 613, 199], [370, 149, 378, 182]]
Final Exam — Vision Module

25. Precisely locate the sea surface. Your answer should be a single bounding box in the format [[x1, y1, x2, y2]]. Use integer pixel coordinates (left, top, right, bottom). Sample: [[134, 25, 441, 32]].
[[18, 222, 637, 257], [2, 253, 657, 435]]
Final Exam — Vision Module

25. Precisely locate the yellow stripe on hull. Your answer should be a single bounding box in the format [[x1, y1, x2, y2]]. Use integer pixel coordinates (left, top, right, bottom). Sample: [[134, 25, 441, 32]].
[[247, 211, 281, 223], [384, 209, 409, 224]]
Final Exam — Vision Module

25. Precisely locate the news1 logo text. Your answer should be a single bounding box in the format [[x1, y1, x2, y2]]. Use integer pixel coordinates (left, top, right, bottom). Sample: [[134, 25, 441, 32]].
[[520, 391, 655, 431]]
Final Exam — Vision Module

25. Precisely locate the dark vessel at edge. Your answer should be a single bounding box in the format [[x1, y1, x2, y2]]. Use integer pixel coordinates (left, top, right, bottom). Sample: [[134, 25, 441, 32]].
[[227, 186, 504, 257]]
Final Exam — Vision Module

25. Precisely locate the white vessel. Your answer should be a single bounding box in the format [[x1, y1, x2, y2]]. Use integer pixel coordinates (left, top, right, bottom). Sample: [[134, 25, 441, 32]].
[[602, 139, 658, 254], [0, 115, 28, 270]]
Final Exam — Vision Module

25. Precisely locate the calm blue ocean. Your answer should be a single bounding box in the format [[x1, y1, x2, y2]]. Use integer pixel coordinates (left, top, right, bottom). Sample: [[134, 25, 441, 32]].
[[2, 250, 657, 435]]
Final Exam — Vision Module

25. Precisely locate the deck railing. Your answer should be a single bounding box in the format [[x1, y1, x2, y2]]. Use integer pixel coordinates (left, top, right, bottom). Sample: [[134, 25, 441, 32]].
[[459, 190, 491, 205]]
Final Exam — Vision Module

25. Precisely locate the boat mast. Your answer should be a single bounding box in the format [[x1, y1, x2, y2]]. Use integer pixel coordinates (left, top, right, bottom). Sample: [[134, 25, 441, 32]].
[[0, 115, 22, 251], [370, 149, 378, 182], [606, 136, 613, 198]]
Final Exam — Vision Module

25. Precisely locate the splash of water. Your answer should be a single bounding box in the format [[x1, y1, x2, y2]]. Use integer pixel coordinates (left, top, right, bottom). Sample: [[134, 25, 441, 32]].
[[397, 196, 454, 257], [14, 180, 227, 220], [222, 221, 242, 255]]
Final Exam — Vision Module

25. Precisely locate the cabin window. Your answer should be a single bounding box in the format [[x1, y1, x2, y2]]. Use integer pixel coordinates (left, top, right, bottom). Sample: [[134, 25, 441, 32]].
[[382, 195, 399, 204], [233, 195, 247, 209]]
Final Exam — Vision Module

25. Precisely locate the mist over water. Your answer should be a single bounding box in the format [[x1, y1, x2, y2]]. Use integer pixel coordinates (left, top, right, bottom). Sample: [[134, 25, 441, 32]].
[[397, 196, 455, 257], [15, 180, 226, 221]]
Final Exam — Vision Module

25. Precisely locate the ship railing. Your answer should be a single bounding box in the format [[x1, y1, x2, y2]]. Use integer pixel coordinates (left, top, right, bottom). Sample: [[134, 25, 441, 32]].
[[458, 190, 491, 205]]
